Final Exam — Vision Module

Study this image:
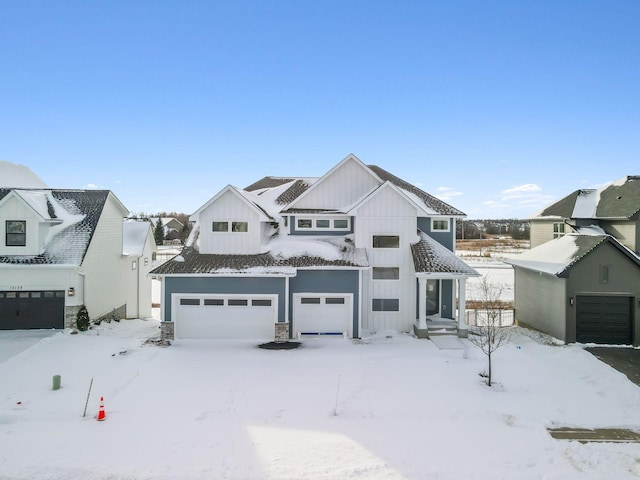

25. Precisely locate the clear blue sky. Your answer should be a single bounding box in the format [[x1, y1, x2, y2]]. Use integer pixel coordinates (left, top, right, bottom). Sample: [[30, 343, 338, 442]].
[[1, 1, 638, 219]]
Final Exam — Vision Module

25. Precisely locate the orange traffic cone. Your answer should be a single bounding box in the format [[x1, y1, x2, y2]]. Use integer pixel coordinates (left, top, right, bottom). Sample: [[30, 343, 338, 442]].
[[97, 396, 106, 421]]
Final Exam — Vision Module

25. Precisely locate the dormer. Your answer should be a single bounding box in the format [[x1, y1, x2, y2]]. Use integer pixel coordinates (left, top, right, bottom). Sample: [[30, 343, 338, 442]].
[[191, 185, 271, 254], [0, 190, 63, 256]]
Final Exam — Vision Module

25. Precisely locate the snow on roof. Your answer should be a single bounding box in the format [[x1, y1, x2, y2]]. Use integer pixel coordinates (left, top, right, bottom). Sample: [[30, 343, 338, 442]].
[[505, 234, 615, 276], [11, 190, 59, 221], [123, 220, 152, 256], [571, 189, 600, 218], [0, 160, 48, 188], [0, 189, 109, 265], [411, 232, 479, 276]]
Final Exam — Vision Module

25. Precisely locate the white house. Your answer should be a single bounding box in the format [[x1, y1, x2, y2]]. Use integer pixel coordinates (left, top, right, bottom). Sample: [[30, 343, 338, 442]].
[[152, 154, 478, 340], [0, 187, 156, 329]]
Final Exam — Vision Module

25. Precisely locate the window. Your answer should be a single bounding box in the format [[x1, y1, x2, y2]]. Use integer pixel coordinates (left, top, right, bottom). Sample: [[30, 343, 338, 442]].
[[599, 265, 610, 284], [212, 222, 228, 232], [300, 297, 321, 304], [204, 299, 224, 306], [372, 267, 400, 280], [297, 219, 313, 229], [228, 299, 248, 306], [333, 219, 349, 229], [180, 298, 200, 306], [252, 299, 272, 307], [232, 222, 248, 232], [6, 220, 26, 246], [373, 235, 400, 248], [315, 219, 330, 228], [553, 223, 565, 239], [372, 298, 400, 311], [431, 219, 449, 232], [325, 297, 345, 304]]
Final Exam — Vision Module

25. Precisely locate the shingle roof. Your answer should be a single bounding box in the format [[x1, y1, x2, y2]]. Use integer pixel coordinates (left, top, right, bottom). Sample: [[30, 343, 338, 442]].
[[151, 235, 369, 275], [411, 231, 479, 276], [505, 234, 640, 276], [533, 176, 640, 220], [368, 165, 466, 216], [0, 188, 110, 265]]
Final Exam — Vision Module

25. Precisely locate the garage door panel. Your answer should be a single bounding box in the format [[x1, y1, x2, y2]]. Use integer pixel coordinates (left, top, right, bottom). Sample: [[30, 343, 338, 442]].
[[294, 294, 352, 336], [0, 291, 65, 330], [174, 295, 277, 340], [576, 296, 632, 345]]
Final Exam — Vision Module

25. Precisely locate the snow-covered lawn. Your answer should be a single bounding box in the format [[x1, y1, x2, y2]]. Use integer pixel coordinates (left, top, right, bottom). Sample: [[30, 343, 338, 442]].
[[2, 320, 640, 479]]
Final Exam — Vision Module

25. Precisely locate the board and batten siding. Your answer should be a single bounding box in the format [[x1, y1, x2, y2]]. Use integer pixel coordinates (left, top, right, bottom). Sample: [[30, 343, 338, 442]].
[[513, 267, 567, 341], [198, 189, 261, 254], [600, 220, 638, 253], [81, 194, 132, 319], [354, 185, 419, 333], [0, 194, 47, 256], [163, 276, 287, 323], [292, 159, 380, 211]]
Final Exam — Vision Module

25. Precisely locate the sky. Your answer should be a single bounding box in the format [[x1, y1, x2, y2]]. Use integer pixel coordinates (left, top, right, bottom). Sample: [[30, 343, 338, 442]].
[[1, 1, 639, 219]]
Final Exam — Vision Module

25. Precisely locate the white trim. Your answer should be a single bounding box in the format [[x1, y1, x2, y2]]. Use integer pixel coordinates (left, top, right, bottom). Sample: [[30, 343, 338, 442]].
[[431, 218, 451, 232]]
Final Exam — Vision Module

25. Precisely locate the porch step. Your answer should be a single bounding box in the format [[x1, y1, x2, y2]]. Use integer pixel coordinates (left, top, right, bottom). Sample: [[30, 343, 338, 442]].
[[413, 319, 459, 338]]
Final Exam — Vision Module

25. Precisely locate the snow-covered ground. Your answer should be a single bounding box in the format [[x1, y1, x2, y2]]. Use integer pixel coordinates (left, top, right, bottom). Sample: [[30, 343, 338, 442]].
[[2, 319, 640, 479]]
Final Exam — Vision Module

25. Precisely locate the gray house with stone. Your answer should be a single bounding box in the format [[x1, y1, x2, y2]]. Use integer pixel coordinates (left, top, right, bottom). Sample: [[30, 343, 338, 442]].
[[508, 176, 640, 346], [0, 188, 156, 329], [151, 154, 478, 341]]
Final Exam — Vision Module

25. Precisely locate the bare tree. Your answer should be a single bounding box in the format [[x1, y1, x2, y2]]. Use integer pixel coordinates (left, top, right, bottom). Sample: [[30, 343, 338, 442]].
[[468, 276, 511, 387]]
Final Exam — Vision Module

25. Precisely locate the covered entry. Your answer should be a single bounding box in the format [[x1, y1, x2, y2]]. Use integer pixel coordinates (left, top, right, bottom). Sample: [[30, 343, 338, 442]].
[[172, 294, 278, 339], [576, 296, 633, 345], [0, 291, 65, 330], [293, 293, 352, 336]]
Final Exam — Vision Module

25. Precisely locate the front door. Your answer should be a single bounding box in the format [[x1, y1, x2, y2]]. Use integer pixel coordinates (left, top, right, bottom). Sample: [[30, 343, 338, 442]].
[[426, 280, 439, 316]]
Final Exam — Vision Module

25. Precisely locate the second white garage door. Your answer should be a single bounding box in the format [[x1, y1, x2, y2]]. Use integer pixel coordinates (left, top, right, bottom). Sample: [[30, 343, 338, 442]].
[[293, 293, 352, 337], [172, 294, 278, 340]]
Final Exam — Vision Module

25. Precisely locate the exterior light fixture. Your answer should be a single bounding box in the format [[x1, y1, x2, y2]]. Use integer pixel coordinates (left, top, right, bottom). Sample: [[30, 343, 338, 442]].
[[68, 287, 75, 297]]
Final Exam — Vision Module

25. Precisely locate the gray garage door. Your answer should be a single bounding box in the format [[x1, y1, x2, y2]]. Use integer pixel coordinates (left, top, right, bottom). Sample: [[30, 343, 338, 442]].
[[576, 296, 632, 345], [0, 291, 65, 330]]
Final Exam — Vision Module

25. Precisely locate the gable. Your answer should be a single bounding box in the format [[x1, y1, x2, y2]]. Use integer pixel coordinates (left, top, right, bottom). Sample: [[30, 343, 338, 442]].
[[286, 154, 381, 211], [349, 182, 421, 218]]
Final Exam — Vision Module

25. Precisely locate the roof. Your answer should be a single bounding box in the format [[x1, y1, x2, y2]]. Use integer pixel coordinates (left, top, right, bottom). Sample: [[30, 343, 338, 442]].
[[123, 220, 153, 256], [367, 165, 466, 216], [505, 234, 640, 276], [150, 234, 369, 275], [531, 175, 640, 220], [0, 188, 111, 265], [411, 231, 479, 276]]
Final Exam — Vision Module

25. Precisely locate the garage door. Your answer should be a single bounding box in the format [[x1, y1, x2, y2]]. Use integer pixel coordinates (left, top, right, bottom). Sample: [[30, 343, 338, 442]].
[[0, 291, 65, 330], [576, 296, 632, 344], [173, 294, 278, 339], [293, 294, 352, 336]]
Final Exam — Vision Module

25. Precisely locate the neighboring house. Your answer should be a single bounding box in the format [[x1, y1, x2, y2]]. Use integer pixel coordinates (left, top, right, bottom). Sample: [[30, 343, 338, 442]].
[[528, 176, 640, 252], [0, 188, 156, 329], [151, 154, 478, 340], [150, 217, 184, 242], [508, 175, 640, 346]]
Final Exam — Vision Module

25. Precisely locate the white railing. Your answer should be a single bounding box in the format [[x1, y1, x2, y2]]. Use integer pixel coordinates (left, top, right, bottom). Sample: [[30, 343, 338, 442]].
[[465, 309, 514, 327]]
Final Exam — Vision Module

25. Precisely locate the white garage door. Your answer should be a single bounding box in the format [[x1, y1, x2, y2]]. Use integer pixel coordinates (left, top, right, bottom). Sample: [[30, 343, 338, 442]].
[[173, 294, 278, 339], [293, 293, 352, 337]]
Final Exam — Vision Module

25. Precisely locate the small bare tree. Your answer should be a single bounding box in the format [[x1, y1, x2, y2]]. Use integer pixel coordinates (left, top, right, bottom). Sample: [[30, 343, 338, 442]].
[[468, 277, 510, 387]]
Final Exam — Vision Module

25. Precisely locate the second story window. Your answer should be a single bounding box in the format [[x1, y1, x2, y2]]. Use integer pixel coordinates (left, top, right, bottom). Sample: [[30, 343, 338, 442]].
[[232, 222, 248, 232], [553, 223, 565, 239], [212, 222, 229, 232], [212, 221, 248, 233], [431, 219, 450, 232], [6, 220, 26, 246], [373, 235, 400, 248], [295, 217, 351, 231]]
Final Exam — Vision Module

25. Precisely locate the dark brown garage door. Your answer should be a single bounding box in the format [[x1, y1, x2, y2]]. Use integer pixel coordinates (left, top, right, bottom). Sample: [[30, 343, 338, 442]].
[[0, 291, 65, 330], [576, 296, 632, 344]]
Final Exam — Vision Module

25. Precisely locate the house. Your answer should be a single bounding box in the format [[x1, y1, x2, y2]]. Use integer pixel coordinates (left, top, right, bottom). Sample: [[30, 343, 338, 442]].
[[528, 176, 640, 252], [151, 154, 478, 340], [507, 176, 640, 345], [150, 217, 184, 243], [0, 188, 156, 329]]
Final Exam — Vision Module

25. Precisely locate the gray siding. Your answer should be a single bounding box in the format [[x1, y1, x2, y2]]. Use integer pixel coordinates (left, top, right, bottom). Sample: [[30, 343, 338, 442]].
[[417, 217, 454, 251], [566, 242, 640, 345], [289, 270, 360, 337], [514, 267, 567, 341], [163, 276, 286, 322]]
